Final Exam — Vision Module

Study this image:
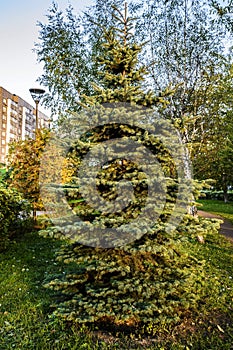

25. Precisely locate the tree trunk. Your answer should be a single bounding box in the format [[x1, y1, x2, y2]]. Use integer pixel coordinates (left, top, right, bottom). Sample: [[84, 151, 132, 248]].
[[222, 174, 228, 203], [223, 189, 228, 203], [33, 206, 37, 222]]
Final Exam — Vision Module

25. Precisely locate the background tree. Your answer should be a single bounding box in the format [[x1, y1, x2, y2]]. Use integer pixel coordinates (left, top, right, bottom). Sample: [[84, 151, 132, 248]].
[[36, 1, 132, 117], [193, 59, 233, 201], [35, 3, 92, 116], [133, 0, 230, 149], [132, 0, 233, 196], [209, 0, 233, 35]]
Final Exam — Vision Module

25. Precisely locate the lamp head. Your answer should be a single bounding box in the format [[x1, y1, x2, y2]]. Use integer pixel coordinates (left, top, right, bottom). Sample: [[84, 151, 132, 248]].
[[29, 88, 45, 104]]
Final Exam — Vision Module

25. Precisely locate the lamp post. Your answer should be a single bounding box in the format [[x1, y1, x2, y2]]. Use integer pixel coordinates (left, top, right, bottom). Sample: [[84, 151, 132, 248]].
[[29, 88, 45, 222], [29, 88, 45, 131]]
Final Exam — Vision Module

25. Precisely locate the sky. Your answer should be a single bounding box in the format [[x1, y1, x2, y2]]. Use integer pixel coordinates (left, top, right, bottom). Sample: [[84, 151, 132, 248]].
[[0, 0, 93, 114]]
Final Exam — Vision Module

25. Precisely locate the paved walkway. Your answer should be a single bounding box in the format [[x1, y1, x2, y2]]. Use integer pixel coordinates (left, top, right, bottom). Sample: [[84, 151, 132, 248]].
[[198, 210, 233, 242]]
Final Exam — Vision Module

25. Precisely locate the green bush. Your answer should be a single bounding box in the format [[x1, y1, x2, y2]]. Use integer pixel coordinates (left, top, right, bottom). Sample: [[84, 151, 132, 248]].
[[0, 183, 31, 251]]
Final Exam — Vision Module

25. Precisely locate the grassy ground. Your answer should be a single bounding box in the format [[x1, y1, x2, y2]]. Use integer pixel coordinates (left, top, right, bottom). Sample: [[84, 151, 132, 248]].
[[0, 222, 232, 349], [197, 199, 233, 224]]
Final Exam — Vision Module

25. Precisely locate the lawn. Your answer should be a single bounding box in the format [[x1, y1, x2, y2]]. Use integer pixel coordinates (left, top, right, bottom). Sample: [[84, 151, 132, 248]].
[[197, 199, 233, 224], [0, 221, 232, 349]]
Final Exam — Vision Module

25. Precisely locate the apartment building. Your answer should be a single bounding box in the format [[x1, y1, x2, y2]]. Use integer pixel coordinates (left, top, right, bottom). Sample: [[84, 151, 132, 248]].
[[0, 86, 50, 164]]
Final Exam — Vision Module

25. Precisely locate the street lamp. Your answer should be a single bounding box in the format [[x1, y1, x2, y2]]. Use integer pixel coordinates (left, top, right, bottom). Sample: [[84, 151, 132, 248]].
[[29, 88, 45, 131], [29, 88, 45, 222]]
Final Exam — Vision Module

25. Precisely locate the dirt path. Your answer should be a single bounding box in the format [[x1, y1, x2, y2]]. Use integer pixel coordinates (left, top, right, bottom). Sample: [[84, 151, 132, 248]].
[[198, 210, 233, 242]]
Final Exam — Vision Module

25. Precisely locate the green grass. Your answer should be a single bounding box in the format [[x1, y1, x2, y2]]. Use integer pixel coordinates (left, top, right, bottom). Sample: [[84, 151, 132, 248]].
[[0, 168, 6, 184], [197, 199, 233, 224], [0, 228, 232, 349], [0, 232, 152, 349]]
